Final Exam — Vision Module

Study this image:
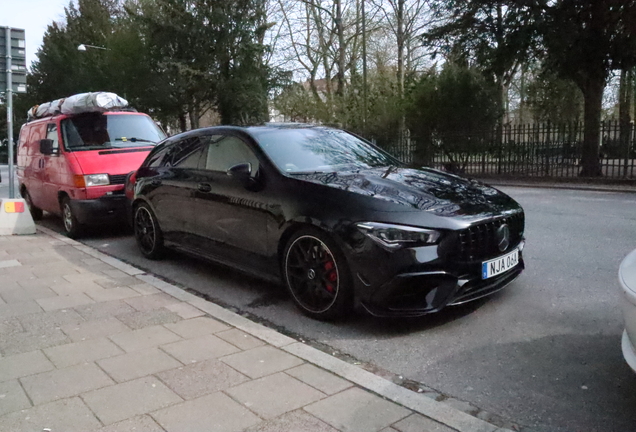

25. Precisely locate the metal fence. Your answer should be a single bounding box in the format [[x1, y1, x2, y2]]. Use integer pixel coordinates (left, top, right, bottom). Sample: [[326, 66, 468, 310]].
[[383, 121, 636, 179]]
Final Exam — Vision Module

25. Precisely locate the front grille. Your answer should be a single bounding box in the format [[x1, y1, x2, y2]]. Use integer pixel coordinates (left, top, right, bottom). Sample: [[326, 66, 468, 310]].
[[455, 212, 524, 261], [109, 174, 128, 185]]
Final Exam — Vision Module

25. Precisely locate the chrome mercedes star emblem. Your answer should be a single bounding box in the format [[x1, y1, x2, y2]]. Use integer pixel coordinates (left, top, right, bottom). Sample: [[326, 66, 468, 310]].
[[496, 224, 510, 252], [307, 269, 316, 280]]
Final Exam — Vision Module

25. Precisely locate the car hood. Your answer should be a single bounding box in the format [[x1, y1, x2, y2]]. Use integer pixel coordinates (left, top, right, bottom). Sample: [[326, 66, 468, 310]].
[[289, 167, 518, 217]]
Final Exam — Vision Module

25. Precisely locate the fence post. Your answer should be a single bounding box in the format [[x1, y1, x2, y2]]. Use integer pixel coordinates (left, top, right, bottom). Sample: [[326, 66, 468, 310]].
[[544, 121, 551, 176], [497, 123, 503, 174]]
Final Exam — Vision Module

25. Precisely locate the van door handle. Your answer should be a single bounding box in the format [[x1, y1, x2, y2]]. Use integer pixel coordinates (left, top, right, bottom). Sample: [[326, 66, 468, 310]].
[[198, 183, 212, 193]]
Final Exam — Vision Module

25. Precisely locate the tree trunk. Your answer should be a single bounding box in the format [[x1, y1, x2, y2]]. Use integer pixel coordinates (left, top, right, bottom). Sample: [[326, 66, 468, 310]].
[[335, 0, 346, 98], [580, 78, 605, 177], [179, 114, 187, 132]]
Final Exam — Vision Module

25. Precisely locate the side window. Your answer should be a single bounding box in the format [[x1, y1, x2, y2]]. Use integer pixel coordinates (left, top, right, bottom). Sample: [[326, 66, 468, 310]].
[[46, 124, 59, 153], [162, 137, 204, 168], [145, 144, 171, 168], [203, 135, 260, 174]]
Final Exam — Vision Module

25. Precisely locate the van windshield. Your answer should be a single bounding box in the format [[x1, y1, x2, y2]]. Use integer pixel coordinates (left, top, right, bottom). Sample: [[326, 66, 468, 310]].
[[61, 113, 166, 151]]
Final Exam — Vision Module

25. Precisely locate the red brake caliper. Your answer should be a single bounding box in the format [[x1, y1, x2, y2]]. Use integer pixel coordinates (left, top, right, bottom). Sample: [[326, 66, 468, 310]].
[[324, 260, 337, 293]]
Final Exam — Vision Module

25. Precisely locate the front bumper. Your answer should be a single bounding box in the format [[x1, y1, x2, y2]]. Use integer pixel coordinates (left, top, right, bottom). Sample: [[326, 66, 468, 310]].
[[350, 238, 525, 318], [68, 194, 128, 225]]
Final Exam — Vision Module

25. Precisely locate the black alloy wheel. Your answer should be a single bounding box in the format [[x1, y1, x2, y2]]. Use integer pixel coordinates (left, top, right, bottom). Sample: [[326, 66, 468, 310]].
[[23, 189, 43, 220], [284, 229, 353, 320], [134, 202, 164, 259], [61, 196, 83, 238]]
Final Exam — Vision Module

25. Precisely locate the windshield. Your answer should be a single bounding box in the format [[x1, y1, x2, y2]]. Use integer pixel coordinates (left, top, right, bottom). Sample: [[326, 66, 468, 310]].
[[61, 113, 166, 151], [251, 128, 400, 173]]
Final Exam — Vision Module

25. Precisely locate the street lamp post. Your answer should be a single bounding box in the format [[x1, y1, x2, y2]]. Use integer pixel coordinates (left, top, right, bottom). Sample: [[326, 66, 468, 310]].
[[77, 44, 108, 52]]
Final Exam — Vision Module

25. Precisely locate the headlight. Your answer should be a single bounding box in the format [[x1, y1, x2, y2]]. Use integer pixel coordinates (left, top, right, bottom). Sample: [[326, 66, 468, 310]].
[[356, 222, 441, 249], [84, 174, 110, 187]]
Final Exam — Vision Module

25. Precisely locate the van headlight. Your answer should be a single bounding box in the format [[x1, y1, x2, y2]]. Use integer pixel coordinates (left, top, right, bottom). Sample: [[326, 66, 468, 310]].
[[84, 174, 110, 186], [356, 222, 441, 249]]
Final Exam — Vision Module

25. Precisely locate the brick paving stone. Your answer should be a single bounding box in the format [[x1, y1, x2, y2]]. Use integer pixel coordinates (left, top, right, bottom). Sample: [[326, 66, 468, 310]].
[[0, 280, 20, 292], [286, 364, 353, 395], [0, 285, 57, 303], [84, 286, 141, 302], [110, 324, 182, 352], [0, 327, 70, 356], [32, 264, 80, 278], [97, 348, 183, 382], [220, 345, 304, 379], [82, 376, 183, 425], [96, 276, 142, 289], [0, 397, 102, 432], [62, 317, 131, 342], [0, 300, 42, 318], [152, 392, 261, 432], [0, 318, 23, 335], [21, 362, 115, 405], [17, 255, 65, 266], [164, 302, 205, 319], [125, 293, 181, 312], [155, 358, 249, 400], [226, 372, 325, 419], [44, 338, 124, 369], [0, 350, 54, 382], [392, 413, 457, 432], [49, 280, 104, 296], [93, 415, 165, 432], [305, 387, 411, 432], [245, 410, 340, 432], [216, 328, 266, 350], [160, 334, 240, 364], [63, 273, 103, 285], [0, 259, 21, 269], [164, 316, 230, 338], [37, 293, 94, 311], [74, 300, 137, 321], [0, 379, 32, 416], [116, 308, 182, 330], [17, 309, 85, 333], [129, 283, 161, 296]]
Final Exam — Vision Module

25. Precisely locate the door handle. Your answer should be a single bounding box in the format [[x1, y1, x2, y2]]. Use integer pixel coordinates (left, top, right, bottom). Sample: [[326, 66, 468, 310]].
[[198, 183, 212, 193]]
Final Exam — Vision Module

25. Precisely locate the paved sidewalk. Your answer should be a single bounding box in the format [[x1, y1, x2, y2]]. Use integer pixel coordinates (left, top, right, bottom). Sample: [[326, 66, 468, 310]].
[[0, 229, 511, 432]]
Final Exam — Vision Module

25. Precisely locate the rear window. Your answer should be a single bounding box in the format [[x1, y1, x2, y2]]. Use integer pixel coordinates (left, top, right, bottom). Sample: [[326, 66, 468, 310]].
[[61, 113, 166, 151]]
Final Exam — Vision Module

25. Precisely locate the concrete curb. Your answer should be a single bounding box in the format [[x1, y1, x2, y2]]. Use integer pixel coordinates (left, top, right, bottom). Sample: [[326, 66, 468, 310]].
[[36, 225, 513, 432]]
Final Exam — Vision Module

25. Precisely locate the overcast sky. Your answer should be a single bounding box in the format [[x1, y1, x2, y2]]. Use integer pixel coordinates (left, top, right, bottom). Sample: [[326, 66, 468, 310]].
[[1, 0, 71, 69]]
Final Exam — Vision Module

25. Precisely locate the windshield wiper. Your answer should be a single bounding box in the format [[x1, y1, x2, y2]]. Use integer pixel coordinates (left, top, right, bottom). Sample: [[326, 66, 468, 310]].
[[381, 165, 398, 178], [114, 137, 155, 143]]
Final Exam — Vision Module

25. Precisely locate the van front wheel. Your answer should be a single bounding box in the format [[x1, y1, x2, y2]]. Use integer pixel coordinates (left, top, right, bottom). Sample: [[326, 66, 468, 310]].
[[61, 197, 83, 239]]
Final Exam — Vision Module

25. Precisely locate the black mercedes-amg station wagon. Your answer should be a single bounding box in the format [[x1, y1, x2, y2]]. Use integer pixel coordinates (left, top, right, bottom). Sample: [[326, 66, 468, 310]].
[[129, 125, 525, 320]]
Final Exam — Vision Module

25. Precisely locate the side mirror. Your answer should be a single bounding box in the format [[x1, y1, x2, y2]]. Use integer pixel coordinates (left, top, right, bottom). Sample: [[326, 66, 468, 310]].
[[227, 163, 252, 185], [39, 139, 55, 155]]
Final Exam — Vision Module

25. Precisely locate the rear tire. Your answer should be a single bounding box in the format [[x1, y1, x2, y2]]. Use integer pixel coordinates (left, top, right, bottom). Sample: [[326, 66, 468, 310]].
[[23, 189, 43, 221], [133, 202, 165, 260], [61, 196, 83, 238], [283, 227, 353, 321]]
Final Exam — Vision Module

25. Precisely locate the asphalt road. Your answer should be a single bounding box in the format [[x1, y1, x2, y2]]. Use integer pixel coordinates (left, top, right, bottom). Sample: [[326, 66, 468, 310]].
[[10, 178, 636, 432]]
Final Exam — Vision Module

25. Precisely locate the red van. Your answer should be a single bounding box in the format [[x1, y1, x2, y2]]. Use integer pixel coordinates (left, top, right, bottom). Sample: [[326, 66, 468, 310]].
[[17, 109, 165, 237]]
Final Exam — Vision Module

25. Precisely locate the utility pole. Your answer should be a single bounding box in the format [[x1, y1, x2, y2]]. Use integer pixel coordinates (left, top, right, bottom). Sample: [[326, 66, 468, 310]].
[[1, 27, 26, 199]]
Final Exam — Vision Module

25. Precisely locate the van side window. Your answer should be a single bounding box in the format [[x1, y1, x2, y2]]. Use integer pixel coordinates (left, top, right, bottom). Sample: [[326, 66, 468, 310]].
[[46, 124, 59, 153]]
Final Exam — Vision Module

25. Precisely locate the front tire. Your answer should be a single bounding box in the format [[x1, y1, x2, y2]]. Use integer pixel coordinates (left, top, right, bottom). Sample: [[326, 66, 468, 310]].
[[23, 188, 43, 221], [133, 202, 165, 260], [283, 228, 353, 320], [61, 197, 83, 238]]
